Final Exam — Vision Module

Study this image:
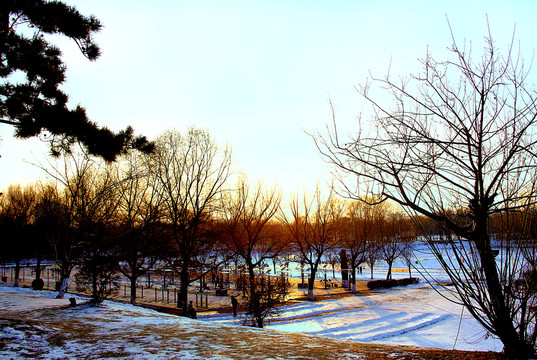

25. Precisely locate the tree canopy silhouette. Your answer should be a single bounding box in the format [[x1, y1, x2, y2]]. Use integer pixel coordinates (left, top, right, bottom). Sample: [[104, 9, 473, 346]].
[[0, 0, 153, 161]]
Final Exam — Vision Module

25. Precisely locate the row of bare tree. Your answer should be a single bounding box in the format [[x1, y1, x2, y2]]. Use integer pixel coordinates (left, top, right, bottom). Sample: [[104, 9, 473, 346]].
[[0, 129, 425, 325], [2, 128, 537, 331]]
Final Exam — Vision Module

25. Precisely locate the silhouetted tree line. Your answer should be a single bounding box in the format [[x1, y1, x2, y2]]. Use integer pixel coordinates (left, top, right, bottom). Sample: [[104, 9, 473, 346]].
[[2, 137, 535, 329], [0, 128, 433, 327]]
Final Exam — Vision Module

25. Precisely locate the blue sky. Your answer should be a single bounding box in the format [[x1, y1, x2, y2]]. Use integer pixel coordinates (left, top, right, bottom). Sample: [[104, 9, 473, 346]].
[[1, 0, 536, 196]]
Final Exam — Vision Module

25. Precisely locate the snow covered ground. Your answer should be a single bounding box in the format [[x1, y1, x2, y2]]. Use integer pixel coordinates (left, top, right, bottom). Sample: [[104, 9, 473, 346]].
[[1, 282, 503, 360], [201, 283, 502, 352], [5, 284, 506, 360], [1, 242, 508, 357]]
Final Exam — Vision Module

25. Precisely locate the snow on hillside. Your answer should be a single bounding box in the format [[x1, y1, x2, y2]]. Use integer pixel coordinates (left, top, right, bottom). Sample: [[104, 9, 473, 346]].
[[6, 284, 507, 360], [200, 283, 502, 352], [0, 283, 503, 360], [1, 242, 508, 357]]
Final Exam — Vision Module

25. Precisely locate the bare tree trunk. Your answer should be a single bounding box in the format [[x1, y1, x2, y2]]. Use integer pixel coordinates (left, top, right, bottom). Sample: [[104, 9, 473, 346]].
[[473, 216, 533, 358], [178, 263, 189, 315], [56, 277, 69, 299], [386, 261, 393, 280], [13, 259, 20, 287], [350, 258, 357, 292], [56, 260, 71, 299], [34, 259, 42, 280], [248, 265, 263, 328], [32, 259, 44, 290], [92, 272, 98, 301], [130, 276, 137, 305], [307, 263, 319, 300]]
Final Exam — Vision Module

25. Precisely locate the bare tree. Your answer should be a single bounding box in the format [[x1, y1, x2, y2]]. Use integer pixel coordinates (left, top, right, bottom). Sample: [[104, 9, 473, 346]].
[[111, 151, 162, 305], [220, 176, 288, 327], [365, 240, 380, 280], [316, 25, 537, 357], [37, 147, 120, 298], [0, 184, 38, 286], [378, 211, 409, 281], [282, 187, 345, 300], [340, 197, 389, 289], [150, 128, 232, 315], [396, 214, 417, 279]]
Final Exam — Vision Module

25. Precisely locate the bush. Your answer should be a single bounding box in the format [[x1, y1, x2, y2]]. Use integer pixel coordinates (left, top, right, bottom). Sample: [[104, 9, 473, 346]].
[[367, 278, 419, 289], [75, 250, 120, 303], [31, 278, 44, 290], [398, 278, 419, 286]]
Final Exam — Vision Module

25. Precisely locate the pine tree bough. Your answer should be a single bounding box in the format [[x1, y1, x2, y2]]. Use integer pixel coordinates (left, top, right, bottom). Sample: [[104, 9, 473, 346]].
[[0, 0, 153, 161]]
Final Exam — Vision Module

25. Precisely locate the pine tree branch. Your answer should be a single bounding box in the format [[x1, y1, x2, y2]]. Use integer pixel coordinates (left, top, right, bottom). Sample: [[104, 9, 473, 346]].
[[0, 118, 18, 126]]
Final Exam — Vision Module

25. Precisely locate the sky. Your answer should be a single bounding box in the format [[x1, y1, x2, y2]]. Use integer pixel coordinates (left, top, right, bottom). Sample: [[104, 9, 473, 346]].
[[1, 0, 536, 198]]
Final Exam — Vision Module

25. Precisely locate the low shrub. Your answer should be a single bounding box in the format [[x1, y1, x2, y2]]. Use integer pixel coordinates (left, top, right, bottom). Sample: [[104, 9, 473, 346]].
[[31, 278, 44, 290], [367, 277, 419, 289]]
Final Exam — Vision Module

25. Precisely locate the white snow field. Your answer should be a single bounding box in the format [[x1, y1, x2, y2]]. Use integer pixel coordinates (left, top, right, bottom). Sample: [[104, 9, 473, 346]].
[[201, 283, 501, 352], [0, 282, 504, 359], [1, 242, 511, 358]]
